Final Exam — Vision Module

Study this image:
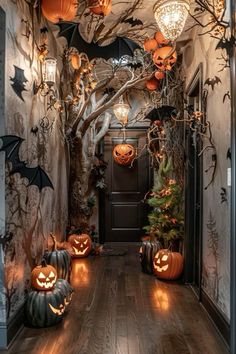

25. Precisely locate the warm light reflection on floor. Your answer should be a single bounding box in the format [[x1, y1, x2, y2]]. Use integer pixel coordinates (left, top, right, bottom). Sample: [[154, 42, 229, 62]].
[[70, 259, 90, 287], [153, 288, 170, 311]]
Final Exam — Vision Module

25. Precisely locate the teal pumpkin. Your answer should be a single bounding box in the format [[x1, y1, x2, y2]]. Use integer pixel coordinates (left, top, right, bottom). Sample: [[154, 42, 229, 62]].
[[44, 233, 72, 281], [26, 287, 66, 327]]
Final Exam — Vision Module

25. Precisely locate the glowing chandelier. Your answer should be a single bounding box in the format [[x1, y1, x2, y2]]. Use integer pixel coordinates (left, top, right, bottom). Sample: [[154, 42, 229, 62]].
[[113, 97, 130, 126], [154, 0, 190, 42]]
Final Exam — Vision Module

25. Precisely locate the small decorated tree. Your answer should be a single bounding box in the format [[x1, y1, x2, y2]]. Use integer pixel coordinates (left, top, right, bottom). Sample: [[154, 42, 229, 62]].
[[144, 156, 184, 250]]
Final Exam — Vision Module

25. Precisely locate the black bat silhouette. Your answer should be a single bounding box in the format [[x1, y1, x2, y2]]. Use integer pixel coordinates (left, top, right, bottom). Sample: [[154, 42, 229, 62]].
[[127, 62, 143, 69], [220, 187, 227, 203], [223, 91, 231, 103], [122, 17, 143, 27], [10, 66, 28, 101], [57, 22, 141, 60], [0, 135, 54, 191], [204, 76, 221, 90], [146, 106, 177, 121], [227, 147, 231, 160], [216, 35, 235, 56]]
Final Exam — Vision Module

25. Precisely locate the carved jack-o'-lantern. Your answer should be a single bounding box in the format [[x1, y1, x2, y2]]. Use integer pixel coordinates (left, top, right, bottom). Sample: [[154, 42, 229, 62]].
[[153, 46, 177, 72], [31, 260, 57, 291], [68, 233, 92, 258], [88, 0, 112, 16], [153, 249, 183, 280], [48, 302, 66, 316], [113, 144, 135, 166], [41, 0, 77, 23]]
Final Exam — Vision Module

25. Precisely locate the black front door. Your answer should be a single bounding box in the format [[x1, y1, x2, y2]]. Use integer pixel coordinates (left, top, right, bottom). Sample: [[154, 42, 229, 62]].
[[102, 129, 150, 242]]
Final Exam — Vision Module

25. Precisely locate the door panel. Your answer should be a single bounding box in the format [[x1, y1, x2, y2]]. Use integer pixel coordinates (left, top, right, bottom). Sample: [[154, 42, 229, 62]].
[[103, 130, 150, 242]]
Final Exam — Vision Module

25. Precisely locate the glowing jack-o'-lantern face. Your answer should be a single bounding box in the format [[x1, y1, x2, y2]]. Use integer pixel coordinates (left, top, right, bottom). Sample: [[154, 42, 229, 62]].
[[153, 249, 184, 280], [31, 260, 57, 291], [68, 234, 92, 258], [153, 46, 177, 72], [113, 144, 135, 166], [49, 302, 66, 316]]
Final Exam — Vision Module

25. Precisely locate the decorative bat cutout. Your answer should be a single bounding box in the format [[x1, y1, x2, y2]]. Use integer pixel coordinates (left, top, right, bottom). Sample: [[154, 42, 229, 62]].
[[220, 187, 227, 203], [146, 106, 177, 122], [223, 91, 231, 103], [216, 36, 235, 56], [10, 66, 28, 102], [57, 21, 141, 61], [0, 135, 54, 191], [227, 147, 231, 160], [122, 17, 143, 27], [204, 76, 221, 90]]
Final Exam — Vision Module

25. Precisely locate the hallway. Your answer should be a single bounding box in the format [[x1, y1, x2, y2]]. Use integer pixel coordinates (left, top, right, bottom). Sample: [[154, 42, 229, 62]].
[[4, 244, 227, 354]]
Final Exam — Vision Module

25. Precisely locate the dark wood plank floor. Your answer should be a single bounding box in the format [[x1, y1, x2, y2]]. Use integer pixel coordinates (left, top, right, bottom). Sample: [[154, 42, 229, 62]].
[[4, 244, 228, 354]]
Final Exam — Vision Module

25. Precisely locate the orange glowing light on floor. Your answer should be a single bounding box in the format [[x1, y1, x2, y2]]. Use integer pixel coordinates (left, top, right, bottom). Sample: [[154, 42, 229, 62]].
[[153, 288, 170, 311], [70, 259, 90, 287]]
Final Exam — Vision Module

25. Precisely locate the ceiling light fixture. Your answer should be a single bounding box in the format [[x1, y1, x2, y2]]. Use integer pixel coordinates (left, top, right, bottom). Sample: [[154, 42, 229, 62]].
[[113, 96, 130, 127], [154, 0, 190, 42]]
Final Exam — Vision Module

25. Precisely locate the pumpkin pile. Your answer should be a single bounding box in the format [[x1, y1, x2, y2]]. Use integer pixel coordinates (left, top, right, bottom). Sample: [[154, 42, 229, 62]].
[[143, 31, 177, 91], [26, 259, 73, 327]]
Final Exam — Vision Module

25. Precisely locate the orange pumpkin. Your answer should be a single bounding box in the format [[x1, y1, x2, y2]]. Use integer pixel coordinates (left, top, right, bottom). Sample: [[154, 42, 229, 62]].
[[68, 233, 92, 258], [143, 38, 158, 52], [153, 46, 177, 72], [155, 31, 169, 46], [153, 249, 183, 280], [31, 260, 57, 291], [146, 77, 159, 91], [155, 71, 165, 80], [113, 144, 135, 166], [70, 52, 81, 70], [41, 0, 77, 23], [88, 0, 112, 16]]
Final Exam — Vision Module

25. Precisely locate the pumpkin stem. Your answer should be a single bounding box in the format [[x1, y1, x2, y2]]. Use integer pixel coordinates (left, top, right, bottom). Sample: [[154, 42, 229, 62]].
[[41, 258, 48, 267], [50, 232, 57, 251]]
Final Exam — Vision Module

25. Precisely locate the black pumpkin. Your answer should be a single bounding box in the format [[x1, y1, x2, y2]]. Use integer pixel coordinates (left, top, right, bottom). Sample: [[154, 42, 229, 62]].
[[26, 286, 66, 327], [139, 239, 162, 274], [55, 279, 74, 307], [44, 233, 72, 281]]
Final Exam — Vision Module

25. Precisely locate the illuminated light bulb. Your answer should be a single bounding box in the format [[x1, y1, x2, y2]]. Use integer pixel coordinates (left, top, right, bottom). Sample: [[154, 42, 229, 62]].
[[113, 97, 130, 126], [44, 57, 57, 86]]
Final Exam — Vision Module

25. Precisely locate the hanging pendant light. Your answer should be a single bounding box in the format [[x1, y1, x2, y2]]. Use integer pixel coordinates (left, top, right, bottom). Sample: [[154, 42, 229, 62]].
[[154, 0, 190, 42], [113, 97, 130, 126]]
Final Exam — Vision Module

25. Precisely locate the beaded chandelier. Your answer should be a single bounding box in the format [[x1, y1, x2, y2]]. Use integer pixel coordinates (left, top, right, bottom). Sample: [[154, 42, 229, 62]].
[[154, 0, 190, 42]]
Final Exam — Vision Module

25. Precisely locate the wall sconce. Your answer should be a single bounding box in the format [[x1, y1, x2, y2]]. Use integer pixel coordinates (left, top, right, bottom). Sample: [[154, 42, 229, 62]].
[[33, 57, 57, 96], [113, 96, 130, 127]]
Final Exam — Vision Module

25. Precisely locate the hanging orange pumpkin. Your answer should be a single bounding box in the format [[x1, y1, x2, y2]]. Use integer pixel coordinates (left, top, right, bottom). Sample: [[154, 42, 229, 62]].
[[155, 31, 169, 46], [143, 38, 158, 52], [88, 0, 112, 16], [146, 77, 159, 91], [70, 52, 81, 70], [153, 46, 177, 72], [155, 71, 165, 80], [113, 144, 135, 166], [41, 0, 77, 23], [31, 260, 57, 291], [68, 233, 92, 258], [153, 249, 183, 280]]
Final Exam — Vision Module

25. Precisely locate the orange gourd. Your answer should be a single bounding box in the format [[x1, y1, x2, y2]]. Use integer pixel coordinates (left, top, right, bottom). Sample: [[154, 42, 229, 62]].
[[155, 71, 165, 80], [155, 31, 169, 45], [41, 0, 77, 23], [68, 234, 92, 258], [146, 77, 159, 91], [143, 38, 158, 52]]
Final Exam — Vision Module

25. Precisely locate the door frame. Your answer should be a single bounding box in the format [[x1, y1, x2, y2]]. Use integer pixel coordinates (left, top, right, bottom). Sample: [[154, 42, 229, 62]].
[[184, 64, 203, 301]]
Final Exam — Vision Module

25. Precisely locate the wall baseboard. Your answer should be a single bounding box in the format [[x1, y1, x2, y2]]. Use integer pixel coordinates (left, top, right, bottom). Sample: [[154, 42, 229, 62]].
[[200, 289, 230, 349], [3, 304, 25, 349]]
